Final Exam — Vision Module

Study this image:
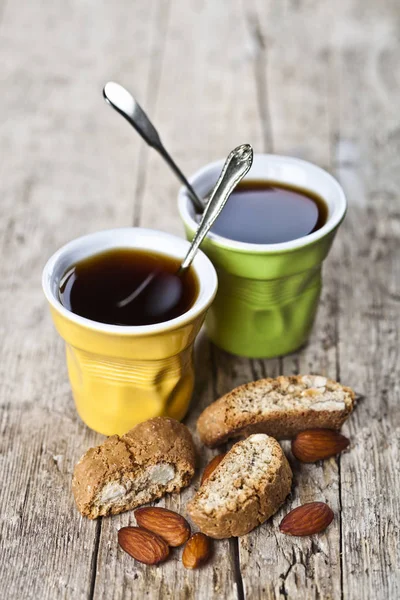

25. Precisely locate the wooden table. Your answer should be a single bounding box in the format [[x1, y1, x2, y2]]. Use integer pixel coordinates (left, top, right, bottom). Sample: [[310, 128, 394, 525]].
[[1, 1, 399, 598]]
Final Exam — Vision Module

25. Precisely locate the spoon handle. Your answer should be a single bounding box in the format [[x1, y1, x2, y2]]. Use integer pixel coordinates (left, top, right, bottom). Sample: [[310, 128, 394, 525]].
[[103, 82, 204, 212], [156, 145, 204, 212], [178, 144, 253, 274]]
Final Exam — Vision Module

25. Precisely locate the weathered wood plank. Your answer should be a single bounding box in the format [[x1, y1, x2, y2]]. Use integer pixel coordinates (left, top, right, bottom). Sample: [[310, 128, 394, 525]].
[[138, 0, 263, 236], [247, 0, 334, 169], [0, 1, 160, 598], [233, 2, 342, 598], [93, 0, 262, 597], [332, 4, 400, 596]]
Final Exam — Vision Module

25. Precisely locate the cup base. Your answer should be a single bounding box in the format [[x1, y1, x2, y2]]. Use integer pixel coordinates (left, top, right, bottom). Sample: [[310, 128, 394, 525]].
[[207, 333, 309, 359], [66, 343, 195, 436], [72, 386, 192, 437]]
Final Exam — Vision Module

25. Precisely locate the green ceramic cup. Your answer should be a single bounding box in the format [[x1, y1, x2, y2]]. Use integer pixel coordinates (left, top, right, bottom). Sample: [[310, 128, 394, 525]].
[[178, 154, 347, 358]]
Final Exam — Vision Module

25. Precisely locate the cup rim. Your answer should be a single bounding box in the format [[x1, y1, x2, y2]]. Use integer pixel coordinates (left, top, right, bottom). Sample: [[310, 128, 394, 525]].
[[42, 227, 218, 335], [178, 153, 347, 253]]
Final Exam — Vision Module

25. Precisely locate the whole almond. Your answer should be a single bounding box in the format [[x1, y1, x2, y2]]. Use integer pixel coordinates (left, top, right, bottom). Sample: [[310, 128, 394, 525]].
[[182, 533, 211, 569], [118, 526, 169, 565], [280, 502, 334, 536], [292, 429, 350, 462], [135, 507, 190, 547], [201, 453, 226, 485]]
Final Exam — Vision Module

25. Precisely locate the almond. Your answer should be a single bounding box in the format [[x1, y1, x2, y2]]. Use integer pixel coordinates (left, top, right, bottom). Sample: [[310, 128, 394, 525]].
[[201, 453, 226, 485], [292, 429, 350, 462], [279, 502, 334, 536], [118, 526, 169, 565], [135, 507, 190, 547], [182, 532, 211, 569]]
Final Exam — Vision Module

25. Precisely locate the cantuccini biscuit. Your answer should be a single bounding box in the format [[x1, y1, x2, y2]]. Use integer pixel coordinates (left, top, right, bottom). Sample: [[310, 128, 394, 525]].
[[197, 375, 355, 447], [187, 434, 292, 538], [72, 417, 195, 519]]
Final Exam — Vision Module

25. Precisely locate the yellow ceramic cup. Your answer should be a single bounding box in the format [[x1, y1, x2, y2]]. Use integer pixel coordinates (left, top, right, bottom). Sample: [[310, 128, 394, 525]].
[[42, 228, 217, 435]]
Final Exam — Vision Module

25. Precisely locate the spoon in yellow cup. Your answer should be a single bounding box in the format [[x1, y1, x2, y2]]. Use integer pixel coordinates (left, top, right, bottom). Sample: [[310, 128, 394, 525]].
[[103, 81, 205, 213]]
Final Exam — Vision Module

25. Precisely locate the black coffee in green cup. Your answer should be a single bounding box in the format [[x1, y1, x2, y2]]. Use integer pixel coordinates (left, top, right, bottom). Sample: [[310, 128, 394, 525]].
[[178, 154, 347, 359]]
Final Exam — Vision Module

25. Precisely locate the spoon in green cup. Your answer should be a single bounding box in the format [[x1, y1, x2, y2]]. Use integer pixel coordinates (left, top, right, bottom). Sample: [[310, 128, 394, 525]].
[[116, 143, 254, 317]]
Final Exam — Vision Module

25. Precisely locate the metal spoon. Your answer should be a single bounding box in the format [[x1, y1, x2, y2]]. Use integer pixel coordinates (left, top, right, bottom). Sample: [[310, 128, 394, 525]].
[[117, 143, 253, 316], [177, 143, 253, 275], [103, 81, 204, 213]]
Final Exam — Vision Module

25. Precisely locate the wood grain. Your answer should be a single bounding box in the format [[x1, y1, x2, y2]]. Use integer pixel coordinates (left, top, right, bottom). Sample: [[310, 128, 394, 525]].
[[333, 6, 400, 596], [0, 0, 399, 598], [234, 3, 341, 598]]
